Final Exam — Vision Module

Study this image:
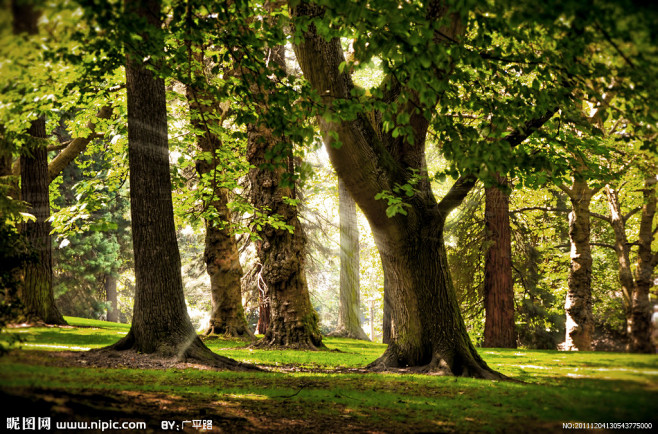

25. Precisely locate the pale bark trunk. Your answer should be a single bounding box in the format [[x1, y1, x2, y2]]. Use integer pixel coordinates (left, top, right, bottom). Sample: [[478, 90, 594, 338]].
[[604, 185, 634, 335], [331, 179, 369, 340], [630, 177, 656, 353], [563, 180, 595, 351], [105, 274, 119, 323], [483, 175, 516, 348]]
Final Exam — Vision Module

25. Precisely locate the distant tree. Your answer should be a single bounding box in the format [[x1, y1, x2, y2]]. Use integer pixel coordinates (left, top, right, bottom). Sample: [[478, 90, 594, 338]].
[[603, 171, 657, 353], [185, 64, 253, 338], [483, 175, 516, 348], [331, 179, 369, 340]]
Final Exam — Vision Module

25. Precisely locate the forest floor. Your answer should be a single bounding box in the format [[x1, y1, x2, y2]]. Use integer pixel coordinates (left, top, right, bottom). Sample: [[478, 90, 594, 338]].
[[1, 317, 657, 433]]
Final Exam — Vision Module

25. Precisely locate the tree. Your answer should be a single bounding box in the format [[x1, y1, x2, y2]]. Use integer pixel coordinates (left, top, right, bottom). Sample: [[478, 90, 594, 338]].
[[185, 61, 253, 338], [604, 172, 657, 353], [110, 0, 243, 367], [12, 0, 65, 325], [331, 178, 369, 340], [558, 178, 599, 351], [483, 175, 516, 348], [246, 41, 324, 347], [292, 1, 559, 376]]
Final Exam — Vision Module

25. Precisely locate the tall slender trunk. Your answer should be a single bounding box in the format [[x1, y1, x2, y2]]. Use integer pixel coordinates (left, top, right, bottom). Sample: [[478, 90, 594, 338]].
[[12, 1, 65, 325], [604, 185, 634, 336], [483, 175, 516, 348], [332, 179, 369, 340], [563, 180, 596, 351], [630, 177, 656, 353], [382, 288, 392, 344], [105, 274, 118, 322], [111, 0, 242, 369]]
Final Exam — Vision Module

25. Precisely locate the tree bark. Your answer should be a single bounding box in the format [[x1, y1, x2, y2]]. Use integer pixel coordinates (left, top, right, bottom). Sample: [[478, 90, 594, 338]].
[[562, 180, 596, 351], [105, 274, 119, 322], [185, 81, 253, 339], [604, 185, 634, 336], [244, 43, 323, 349], [13, 0, 66, 325], [382, 276, 392, 344], [629, 177, 656, 353], [330, 178, 369, 340], [19, 119, 66, 325], [110, 0, 245, 369], [483, 175, 517, 348], [247, 125, 323, 349]]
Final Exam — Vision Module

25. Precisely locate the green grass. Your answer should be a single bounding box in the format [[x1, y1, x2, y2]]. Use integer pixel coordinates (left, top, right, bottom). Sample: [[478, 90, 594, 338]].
[[1, 316, 657, 432]]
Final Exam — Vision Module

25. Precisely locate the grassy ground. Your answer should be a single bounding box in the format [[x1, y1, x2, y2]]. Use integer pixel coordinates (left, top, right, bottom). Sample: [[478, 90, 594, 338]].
[[1, 317, 657, 432]]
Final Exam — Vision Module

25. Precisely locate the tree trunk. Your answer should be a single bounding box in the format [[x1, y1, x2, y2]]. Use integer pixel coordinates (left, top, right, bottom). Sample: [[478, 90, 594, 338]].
[[13, 1, 66, 325], [369, 197, 502, 377], [331, 179, 369, 340], [111, 0, 243, 369], [483, 175, 516, 348], [105, 274, 119, 323], [19, 120, 66, 325], [185, 82, 252, 339], [382, 277, 392, 344], [245, 44, 323, 349], [563, 180, 595, 351], [247, 128, 323, 349], [604, 185, 634, 336], [629, 177, 656, 353]]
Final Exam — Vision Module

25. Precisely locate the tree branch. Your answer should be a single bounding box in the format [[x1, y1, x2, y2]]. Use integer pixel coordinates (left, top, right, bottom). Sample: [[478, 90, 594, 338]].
[[623, 206, 642, 223], [437, 174, 477, 218], [48, 106, 113, 184]]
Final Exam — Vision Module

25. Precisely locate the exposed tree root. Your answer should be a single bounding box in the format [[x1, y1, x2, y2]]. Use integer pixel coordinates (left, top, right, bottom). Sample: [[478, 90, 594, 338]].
[[327, 327, 370, 341], [204, 323, 255, 340], [252, 333, 327, 351], [367, 346, 511, 380], [98, 333, 261, 371]]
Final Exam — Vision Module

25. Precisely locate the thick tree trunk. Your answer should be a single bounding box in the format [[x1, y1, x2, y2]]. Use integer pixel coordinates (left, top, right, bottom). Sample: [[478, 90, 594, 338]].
[[105, 274, 119, 323], [247, 129, 323, 349], [563, 180, 595, 351], [203, 205, 253, 338], [111, 0, 243, 369], [245, 44, 323, 349], [629, 177, 656, 353], [185, 83, 252, 339], [12, 2, 65, 325], [483, 176, 516, 348], [369, 198, 502, 377], [331, 179, 369, 340]]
